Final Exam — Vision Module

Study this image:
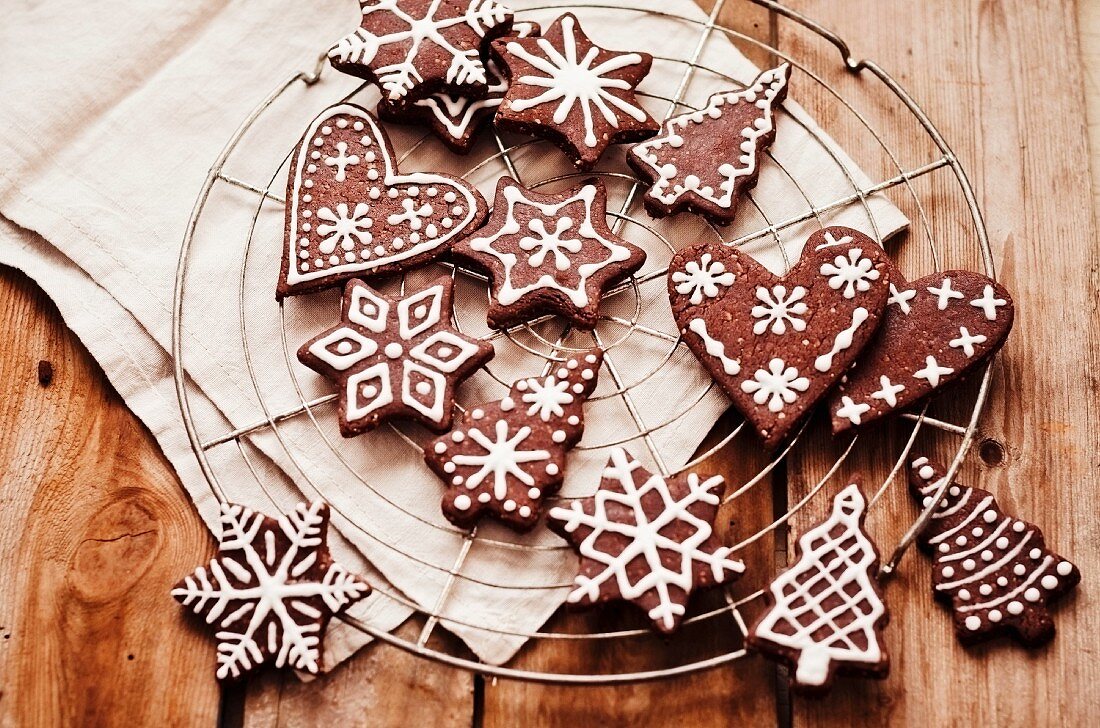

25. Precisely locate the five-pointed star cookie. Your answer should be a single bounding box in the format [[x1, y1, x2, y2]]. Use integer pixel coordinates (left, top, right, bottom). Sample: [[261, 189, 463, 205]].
[[173, 501, 371, 681], [328, 0, 514, 102], [298, 277, 494, 436], [491, 13, 659, 170], [451, 177, 647, 330]]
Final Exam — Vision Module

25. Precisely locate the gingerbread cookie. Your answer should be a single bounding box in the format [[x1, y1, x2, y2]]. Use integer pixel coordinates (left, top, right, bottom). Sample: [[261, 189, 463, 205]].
[[379, 21, 540, 153], [452, 177, 647, 330], [629, 64, 790, 226], [548, 447, 744, 633], [173, 501, 371, 681], [828, 267, 1013, 432], [492, 13, 659, 170], [425, 349, 603, 531], [328, 0, 514, 102], [298, 277, 493, 436], [669, 227, 891, 448], [910, 457, 1080, 647], [749, 481, 890, 692], [279, 103, 489, 298]]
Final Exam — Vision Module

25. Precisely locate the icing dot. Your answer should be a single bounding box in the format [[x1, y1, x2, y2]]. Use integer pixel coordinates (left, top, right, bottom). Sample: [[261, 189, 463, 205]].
[[941, 566, 955, 578], [500, 397, 515, 411], [1029, 548, 1042, 559], [387, 188, 399, 198], [302, 195, 312, 203], [307, 164, 317, 173], [557, 368, 569, 379], [444, 191, 457, 203], [336, 119, 348, 129], [585, 354, 598, 364], [443, 462, 456, 473], [997, 576, 1008, 586], [972, 527, 983, 537], [518, 506, 532, 518], [477, 492, 491, 503], [434, 442, 447, 454], [918, 465, 935, 479], [955, 536, 967, 546], [545, 464, 559, 476], [988, 610, 1002, 623], [353, 121, 364, 131], [453, 494, 472, 510], [981, 550, 994, 562], [452, 431, 465, 442], [1057, 561, 1074, 576], [310, 151, 321, 160], [1024, 588, 1041, 602], [922, 497, 933, 508], [336, 341, 353, 355], [313, 137, 324, 147], [979, 584, 992, 596], [516, 380, 528, 391], [472, 409, 485, 420], [958, 589, 971, 600], [329, 255, 340, 265], [962, 559, 976, 571], [385, 343, 402, 358], [567, 415, 580, 426], [416, 381, 431, 396], [361, 385, 378, 398], [408, 186, 419, 197], [567, 359, 579, 369], [949, 486, 960, 497], [1014, 564, 1027, 576], [983, 510, 997, 523], [528, 488, 541, 499], [965, 616, 982, 631], [503, 500, 517, 512], [995, 537, 1009, 549], [581, 369, 594, 380], [1007, 601, 1024, 615], [1013, 521, 1026, 532], [938, 543, 950, 553], [304, 180, 314, 188], [321, 126, 332, 135], [552, 430, 566, 443], [427, 187, 438, 197], [1041, 575, 1058, 590], [572, 383, 584, 394]]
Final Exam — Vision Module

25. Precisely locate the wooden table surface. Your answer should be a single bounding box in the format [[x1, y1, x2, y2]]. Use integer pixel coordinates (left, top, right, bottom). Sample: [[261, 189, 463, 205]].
[[2, 0, 1098, 725]]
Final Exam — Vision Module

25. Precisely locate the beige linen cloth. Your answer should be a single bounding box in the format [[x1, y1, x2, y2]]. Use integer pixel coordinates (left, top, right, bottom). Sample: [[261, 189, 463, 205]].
[[0, 0, 908, 668]]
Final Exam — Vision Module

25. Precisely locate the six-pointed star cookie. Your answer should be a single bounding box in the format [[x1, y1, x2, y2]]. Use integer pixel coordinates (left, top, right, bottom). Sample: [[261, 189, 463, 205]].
[[328, 0, 514, 102], [451, 177, 647, 330], [173, 501, 371, 681], [298, 277, 494, 436], [492, 13, 659, 170]]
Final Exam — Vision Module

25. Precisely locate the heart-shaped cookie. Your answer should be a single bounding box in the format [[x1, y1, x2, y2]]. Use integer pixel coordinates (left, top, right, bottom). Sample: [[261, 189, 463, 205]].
[[278, 102, 488, 298], [828, 267, 1013, 433], [669, 227, 891, 448]]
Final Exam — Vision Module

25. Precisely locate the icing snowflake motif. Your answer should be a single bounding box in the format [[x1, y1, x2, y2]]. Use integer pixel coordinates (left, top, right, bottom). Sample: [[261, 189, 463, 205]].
[[328, 0, 513, 101], [316, 203, 374, 254], [172, 501, 370, 681], [671, 253, 736, 305], [750, 483, 888, 689], [298, 277, 493, 435], [453, 178, 646, 329], [521, 376, 575, 420], [913, 355, 953, 387], [549, 448, 744, 633], [741, 358, 810, 412], [751, 284, 808, 335], [324, 141, 361, 182], [426, 351, 603, 531], [820, 248, 881, 299]]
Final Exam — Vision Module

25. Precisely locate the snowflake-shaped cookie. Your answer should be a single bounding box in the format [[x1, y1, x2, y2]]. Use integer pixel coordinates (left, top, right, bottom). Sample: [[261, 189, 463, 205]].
[[548, 448, 745, 632], [629, 64, 790, 225], [298, 277, 494, 435], [492, 13, 659, 170], [328, 0, 514, 101], [452, 177, 647, 329], [425, 350, 603, 531], [173, 501, 371, 681]]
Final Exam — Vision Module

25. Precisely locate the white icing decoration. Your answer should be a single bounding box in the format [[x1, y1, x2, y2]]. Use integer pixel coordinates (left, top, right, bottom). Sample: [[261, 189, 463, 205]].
[[836, 396, 871, 425], [814, 307, 870, 372], [324, 141, 360, 182], [752, 484, 886, 687], [505, 15, 649, 148], [521, 377, 575, 421], [870, 375, 905, 408], [969, 285, 1008, 321], [687, 319, 740, 376], [820, 248, 880, 299], [741, 358, 810, 412], [453, 494, 472, 511], [887, 283, 916, 314], [548, 448, 743, 631], [913, 355, 954, 387], [927, 277, 965, 310], [672, 253, 736, 305], [171, 501, 369, 680], [949, 327, 987, 358], [751, 285, 808, 335], [452, 420, 551, 500]]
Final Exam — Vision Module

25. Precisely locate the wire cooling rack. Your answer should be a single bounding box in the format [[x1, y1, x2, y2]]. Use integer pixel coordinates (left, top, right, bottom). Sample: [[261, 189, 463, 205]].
[[172, 0, 998, 683]]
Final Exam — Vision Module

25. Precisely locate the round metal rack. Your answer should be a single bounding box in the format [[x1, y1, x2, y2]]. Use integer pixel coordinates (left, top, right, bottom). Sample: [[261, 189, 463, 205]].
[[172, 0, 998, 683]]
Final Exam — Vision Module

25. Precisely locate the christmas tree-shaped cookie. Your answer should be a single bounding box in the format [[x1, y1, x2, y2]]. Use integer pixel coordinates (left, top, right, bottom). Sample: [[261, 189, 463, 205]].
[[749, 481, 889, 692], [910, 457, 1080, 646]]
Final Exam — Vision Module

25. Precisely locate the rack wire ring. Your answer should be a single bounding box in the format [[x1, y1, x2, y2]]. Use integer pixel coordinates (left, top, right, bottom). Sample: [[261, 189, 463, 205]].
[[172, 0, 998, 683]]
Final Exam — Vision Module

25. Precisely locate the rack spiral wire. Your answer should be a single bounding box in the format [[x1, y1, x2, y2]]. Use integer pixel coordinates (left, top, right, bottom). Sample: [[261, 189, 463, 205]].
[[172, 0, 998, 683]]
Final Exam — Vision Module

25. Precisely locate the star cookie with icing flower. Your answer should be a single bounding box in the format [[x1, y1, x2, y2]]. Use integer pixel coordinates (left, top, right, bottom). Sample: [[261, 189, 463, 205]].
[[425, 349, 603, 531], [452, 177, 647, 330], [279, 103, 489, 299], [827, 263, 1013, 432], [491, 13, 659, 170], [327, 0, 514, 102], [298, 277, 494, 436], [629, 64, 790, 226]]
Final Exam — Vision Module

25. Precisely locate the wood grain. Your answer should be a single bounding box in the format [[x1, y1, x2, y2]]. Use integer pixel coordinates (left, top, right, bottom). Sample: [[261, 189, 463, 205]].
[[0, 267, 220, 726]]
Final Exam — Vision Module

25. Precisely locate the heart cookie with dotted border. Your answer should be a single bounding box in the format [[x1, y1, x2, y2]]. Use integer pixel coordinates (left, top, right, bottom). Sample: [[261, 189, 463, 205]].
[[828, 266, 1013, 432], [668, 227, 891, 448], [278, 103, 488, 299]]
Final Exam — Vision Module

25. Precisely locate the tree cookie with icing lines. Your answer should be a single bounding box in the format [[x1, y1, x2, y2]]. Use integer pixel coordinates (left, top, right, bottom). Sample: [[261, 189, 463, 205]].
[[668, 226, 891, 448], [425, 349, 603, 531], [828, 266, 1013, 432], [297, 277, 494, 436], [327, 0, 514, 102], [173, 500, 371, 681], [628, 64, 790, 226], [910, 457, 1080, 647], [491, 13, 659, 171], [379, 21, 540, 154], [451, 177, 647, 330], [749, 480, 890, 693], [279, 103, 489, 299], [548, 447, 744, 633]]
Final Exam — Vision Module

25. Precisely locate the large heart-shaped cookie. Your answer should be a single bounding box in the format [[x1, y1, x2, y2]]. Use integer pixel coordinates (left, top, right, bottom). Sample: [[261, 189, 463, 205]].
[[669, 227, 891, 448], [278, 103, 488, 298], [828, 267, 1013, 432]]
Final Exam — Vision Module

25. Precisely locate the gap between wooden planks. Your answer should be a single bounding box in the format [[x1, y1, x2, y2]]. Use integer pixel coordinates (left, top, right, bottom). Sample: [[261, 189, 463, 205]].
[[2, 0, 1099, 726]]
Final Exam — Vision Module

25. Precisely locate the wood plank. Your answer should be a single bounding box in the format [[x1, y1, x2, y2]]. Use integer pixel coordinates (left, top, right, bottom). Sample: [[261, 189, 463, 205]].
[[0, 266, 221, 726], [780, 1, 1100, 726]]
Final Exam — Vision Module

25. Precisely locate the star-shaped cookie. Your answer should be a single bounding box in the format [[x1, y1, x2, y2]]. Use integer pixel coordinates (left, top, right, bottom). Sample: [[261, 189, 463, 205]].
[[298, 276, 494, 435], [451, 177, 647, 330], [491, 13, 659, 170]]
